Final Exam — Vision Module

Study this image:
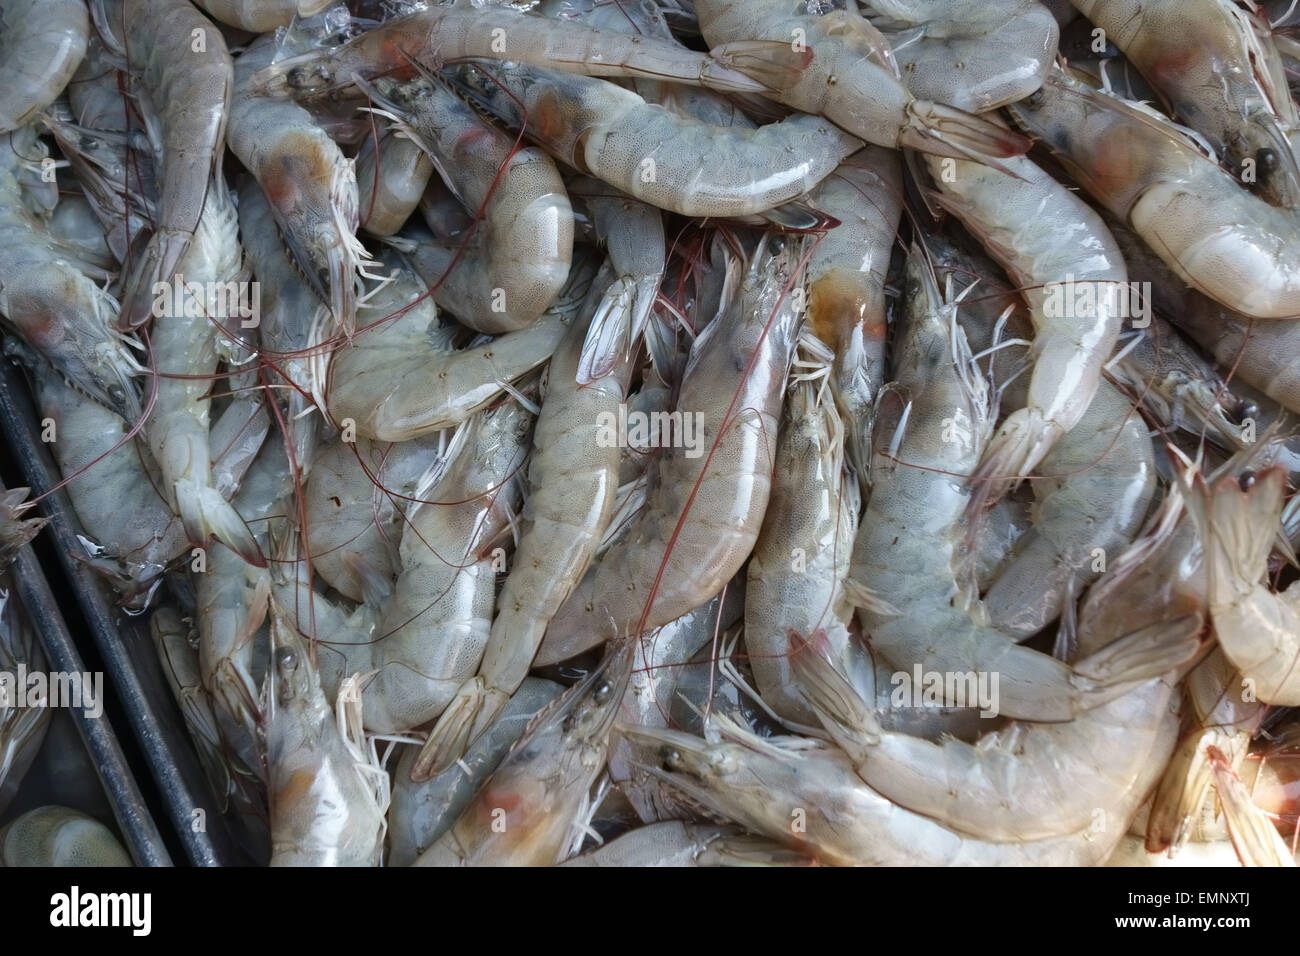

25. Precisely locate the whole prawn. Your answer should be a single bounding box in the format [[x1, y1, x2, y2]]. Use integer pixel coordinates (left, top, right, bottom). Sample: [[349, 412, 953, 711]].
[[925, 146, 1127, 510], [535, 235, 802, 666], [103, 0, 234, 330], [358, 73, 573, 334], [414, 280, 631, 778], [449, 60, 863, 219], [1008, 68, 1300, 320], [1070, 0, 1300, 208]]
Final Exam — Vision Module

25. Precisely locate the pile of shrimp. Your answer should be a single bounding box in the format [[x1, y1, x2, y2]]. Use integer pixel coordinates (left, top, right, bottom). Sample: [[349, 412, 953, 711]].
[[5, 0, 1300, 867]]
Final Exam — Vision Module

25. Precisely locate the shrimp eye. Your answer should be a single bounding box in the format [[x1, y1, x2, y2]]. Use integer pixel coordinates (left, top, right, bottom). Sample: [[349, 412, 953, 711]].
[[593, 681, 612, 705], [1025, 88, 1045, 108], [277, 648, 297, 671], [1238, 470, 1256, 490], [1258, 148, 1279, 173]]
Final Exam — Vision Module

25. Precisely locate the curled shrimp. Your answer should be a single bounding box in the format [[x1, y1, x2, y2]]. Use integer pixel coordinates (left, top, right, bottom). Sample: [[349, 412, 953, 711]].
[[1072, 0, 1300, 208], [849, 249, 1188, 721], [1183, 467, 1300, 705], [1008, 68, 1300, 319], [358, 72, 574, 334], [695, 0, 1030, 161], [797, 466, 1208, 843], [926, 147, 1127, 510], [300, 433, 440, 605], [450, 60, 863, 218], [324, 252, 596, 442], [278, 399, 534, 734], [981, 380, 1156, 640], [0, 0, 89, 133], [103, 0, 234, 329], [534, 235, 802, 666]]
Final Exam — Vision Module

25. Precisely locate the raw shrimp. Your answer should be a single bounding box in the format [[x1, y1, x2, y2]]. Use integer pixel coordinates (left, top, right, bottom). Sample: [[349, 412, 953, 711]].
[[1008, 68, 1300, 319], [535, 236, 802, 666], [236, 178, 327, 471], [230, 30, 368, 335], [152, 605, 257, 817], [358, 73, 573, 334], [792, 618, 1191, 843], [144, 177, 260, 563], [41, 104, 153, 269], [387, 677, 563, 867], [925, 147, 1127, 505], [695, 0, 1031, 160], [414, 292, 630, 778], [263, 601, 388, 867], [797, 479, 1206, 843], [197, 439, 291, 773], [0, 573, 50, 815], [981, 382, 1156, 639], [608, 590, 744, 822], [192, 0, 333, 32], [108, 0, 233, 329], [745, 334, 861, 726], [413, 641, 633, 867], [450, 61, 863, 218], [0, 0, 89, 133], [868, 0, 1059, 111], [302, 432, 443, 604], [618, 711, 1167, 865], [0, 128, 140, 419], [248, 2, 805, 100], [1184, 468, 1300, 705], [354, 129, 432, 238], [325, 253, 596, 442], [1070, 0, 1300, 208], [281, 400, 533, 733], [803, 146, 902, 478], [1111, 218, 1300, 415], [850, 251, 1183, 721], [32, 364, 186, 603], [559, 821, 806, 866], [0, 806, 131, 866]]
